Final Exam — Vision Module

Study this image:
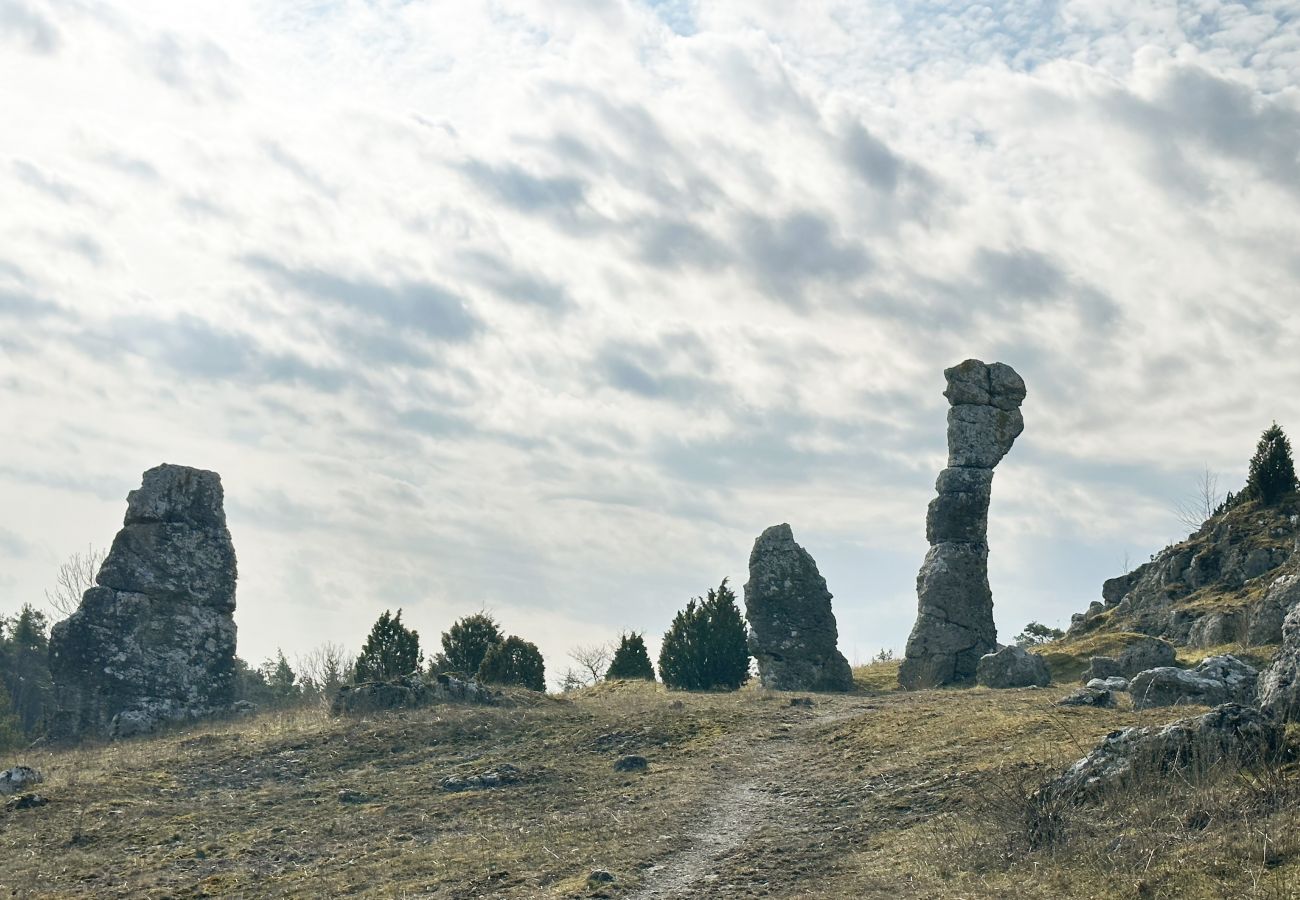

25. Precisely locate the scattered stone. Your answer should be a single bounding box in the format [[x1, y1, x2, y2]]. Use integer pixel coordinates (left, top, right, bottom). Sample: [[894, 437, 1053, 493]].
[[743, 524, 853, 692], [440, 764, 521, 792], [900, 360, 1025, 689], [613, 755, 648, 773], [48, 464, 238, 741], [0, 766, 42, 796], [336, 789, 372, 804], [1260, 600, 1300, 721], [976, 645, 1051, 689], [1041, 704, 1282, 801], [1086, 677, 1130, 692], [230, 700, 259, 717], [1129, 655, 1258, 710], [1056, 687, 1115, 708], [789, 697, 815, 708], [669, 700, 685, 710], [5, 793, 48, 812], [587, 870, 615, 886]]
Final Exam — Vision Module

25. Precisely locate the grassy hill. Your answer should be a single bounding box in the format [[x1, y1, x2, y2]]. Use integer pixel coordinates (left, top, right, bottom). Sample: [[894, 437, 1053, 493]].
[[3, 669, 1299, 898]]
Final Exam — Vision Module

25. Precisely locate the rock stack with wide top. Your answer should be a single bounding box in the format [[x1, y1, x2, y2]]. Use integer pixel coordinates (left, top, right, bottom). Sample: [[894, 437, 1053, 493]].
[[48, 464, 238, 739], [743, 523, 853, 691], [899, 360, 1025, 690]]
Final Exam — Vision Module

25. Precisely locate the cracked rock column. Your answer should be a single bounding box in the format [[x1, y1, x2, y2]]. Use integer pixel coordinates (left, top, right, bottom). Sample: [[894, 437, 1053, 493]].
[[744, 523, 854, 692], [48, 464, 238, 739], [899, 360, 1025, 690]]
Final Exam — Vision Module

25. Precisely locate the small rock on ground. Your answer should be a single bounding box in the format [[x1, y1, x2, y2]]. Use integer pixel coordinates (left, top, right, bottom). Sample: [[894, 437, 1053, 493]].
[[614, 755, 648, 772]]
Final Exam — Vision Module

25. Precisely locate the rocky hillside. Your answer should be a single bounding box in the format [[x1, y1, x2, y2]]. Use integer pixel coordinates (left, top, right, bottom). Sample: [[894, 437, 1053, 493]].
[[1062, 493, 1300, 656], [3, 673, 1300, 898]]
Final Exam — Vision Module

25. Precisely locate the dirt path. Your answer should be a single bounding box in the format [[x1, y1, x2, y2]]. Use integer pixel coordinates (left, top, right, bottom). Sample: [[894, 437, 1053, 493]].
[[626, 697, 871, 899]]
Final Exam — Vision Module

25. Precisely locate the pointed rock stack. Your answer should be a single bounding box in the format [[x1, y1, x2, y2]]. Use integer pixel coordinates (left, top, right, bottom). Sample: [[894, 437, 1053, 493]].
[[48, 464, 238, 739], [899, 360, 1025, 690], [743, 523, 853, 692]]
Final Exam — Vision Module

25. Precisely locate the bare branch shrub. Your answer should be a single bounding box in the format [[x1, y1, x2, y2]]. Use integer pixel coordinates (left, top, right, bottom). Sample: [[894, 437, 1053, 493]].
[[45, 545, 107, 618]]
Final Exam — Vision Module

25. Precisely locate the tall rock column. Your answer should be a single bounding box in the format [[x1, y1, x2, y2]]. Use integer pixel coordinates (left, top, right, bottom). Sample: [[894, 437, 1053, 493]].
[[744, 523, 854, 691], [48, 464, 238, 739], [899, 360, 1025, 690]]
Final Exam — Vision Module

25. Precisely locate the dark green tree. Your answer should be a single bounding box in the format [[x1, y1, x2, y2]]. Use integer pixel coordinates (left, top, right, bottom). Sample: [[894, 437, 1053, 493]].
[[477, 635, 545, 691], [1014, 621, 1065, 647], [658, 579, 750, 691], [233, 657, 273, 705], [1, 604, 52, 734], [1245, 422, 1298, 505], [354, 609, 422, 682], [433, 612, 503, 677], [605, 632, 655, 681], [260, 649, 301, 707]]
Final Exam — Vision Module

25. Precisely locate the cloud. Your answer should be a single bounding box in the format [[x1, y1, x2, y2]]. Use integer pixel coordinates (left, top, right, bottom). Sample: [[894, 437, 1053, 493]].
[[12, 160, 88, 205], [736, 210, 871, 302], [244, 255, 483, 345], [459, 159, 590, 221], [0, 0, 60, 53]]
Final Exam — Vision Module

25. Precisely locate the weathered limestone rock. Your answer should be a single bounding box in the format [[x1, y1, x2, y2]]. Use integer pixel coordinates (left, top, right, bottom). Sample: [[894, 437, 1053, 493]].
[[976, 645, 1051, 688], [743, 524, 853, 692], [1117, 637, 1177, 675], [1259, 601, 1300, 721], [1248, 573, 1300, 646], [48, 465, 238, 740], [900, 360, 1025, 689], [1040, 704, 1281, 801], [0, 766, 42, 796], [330, 672, 497, 715], [1056, 686, 1116, 708], [1129, 655, 1258, 710], [1087, 676, 1130, 692]]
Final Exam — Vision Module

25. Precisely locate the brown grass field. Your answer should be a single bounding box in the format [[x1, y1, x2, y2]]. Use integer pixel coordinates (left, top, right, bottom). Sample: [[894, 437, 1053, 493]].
[[3, 663, 1300, 898]]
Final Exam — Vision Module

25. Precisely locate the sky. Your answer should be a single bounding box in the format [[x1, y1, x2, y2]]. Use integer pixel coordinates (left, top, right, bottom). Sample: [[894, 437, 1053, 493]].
[[2, 0, 1299, 686]]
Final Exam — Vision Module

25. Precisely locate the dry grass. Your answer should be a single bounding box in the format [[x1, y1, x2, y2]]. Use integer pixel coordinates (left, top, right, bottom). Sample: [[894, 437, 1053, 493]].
[[3, 679, 1299, 898]]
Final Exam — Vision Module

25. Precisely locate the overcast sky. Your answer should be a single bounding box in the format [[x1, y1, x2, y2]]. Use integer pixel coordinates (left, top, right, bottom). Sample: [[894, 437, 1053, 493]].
[[3, 0, 1299, 684]]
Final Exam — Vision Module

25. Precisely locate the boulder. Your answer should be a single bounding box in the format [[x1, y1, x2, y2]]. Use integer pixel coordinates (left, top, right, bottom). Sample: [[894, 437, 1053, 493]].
[[1258, 601, 1300, 721], [1086, 676, 1130, 692], [976, 645, 1051, 688], [1056, 686, 1116, 708], [1081, 656, 1121, 683], [743, 524, 853, 692], [1129, 655, 1258, 710], [1187, 611, 1243, 648], [48, 465, 238, 741], [440, 764, 521, 792], [1040, 704, 1281, 801], [0, 766, 42, 796], [613, 755, 649, 772], [900, 360, 1024, 689], [1116, 637, 1176, 676]]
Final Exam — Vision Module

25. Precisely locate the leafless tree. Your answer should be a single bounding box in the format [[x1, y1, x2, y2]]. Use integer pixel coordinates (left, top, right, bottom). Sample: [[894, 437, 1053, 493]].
[[1173, 465, 1223, 533], [556, 668, 588, 694], [567, 643, 613, 686], [45, 545, 107, 618], [295, 642, 354, 699]]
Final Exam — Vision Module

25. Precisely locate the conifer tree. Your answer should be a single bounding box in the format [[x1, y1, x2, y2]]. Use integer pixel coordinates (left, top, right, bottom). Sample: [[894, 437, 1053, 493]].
[[658, 579, 750, 691], [477, 635, 545, 691], [605, 632, 655, 681], [354, 609, 422, 682], [1246, 422, 1298, 505], [432, 613, 503, 677]]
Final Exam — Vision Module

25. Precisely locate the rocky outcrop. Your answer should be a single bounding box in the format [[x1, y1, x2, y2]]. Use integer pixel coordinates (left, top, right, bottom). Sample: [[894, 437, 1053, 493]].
[[48, 465, 238, 740], [1040, 704, 1281, 801], [1086, 676, 1129, 692], [743, 524, 853, 692], [976, 645, 1051, 688], [1071, 500, 1298, 646], [900, 360, 1025, 690], [330, 672, 497, 715], [0, 766, 42, 796], [1129, 655, 1258, 710], [1258, 601, 1300, 721], [1248, 573, 1300, 646], [1081, 637, 1178, 684]]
